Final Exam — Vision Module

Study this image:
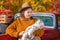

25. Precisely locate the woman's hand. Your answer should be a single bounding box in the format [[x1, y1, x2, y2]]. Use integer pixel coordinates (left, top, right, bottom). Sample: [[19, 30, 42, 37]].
[[19, 31, 25, 38]]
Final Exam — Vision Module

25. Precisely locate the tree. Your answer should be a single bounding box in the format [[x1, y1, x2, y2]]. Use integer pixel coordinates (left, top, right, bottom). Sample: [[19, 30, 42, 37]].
[[53, 0, 60, 13], [0, 0, 23, 14], [23, 0, 53, 12]]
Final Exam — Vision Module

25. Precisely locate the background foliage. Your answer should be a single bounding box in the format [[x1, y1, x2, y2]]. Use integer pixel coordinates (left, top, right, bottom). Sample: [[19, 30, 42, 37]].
[[0, 0, 60, 14]]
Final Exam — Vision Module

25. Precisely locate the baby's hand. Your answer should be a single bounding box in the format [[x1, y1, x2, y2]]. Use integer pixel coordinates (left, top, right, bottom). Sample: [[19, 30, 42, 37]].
[[28, 34, 34, 39], [18, 31, 25, 38]]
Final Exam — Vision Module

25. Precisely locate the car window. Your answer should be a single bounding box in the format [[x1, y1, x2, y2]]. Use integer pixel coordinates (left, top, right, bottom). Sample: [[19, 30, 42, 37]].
[[33, 16, 53, 26], [14, 13, 20, 19], [58, 17, 60, 29], [14, 12, 56, 28]]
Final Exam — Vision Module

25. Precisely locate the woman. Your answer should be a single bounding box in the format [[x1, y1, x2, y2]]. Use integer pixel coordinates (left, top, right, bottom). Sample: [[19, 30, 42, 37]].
[[5, 2, 44, 40]]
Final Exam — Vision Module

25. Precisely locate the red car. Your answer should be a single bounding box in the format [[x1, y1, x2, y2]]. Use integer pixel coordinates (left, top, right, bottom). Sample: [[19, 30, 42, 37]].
[[32, 12, 60, 40], [0, 12, 60, 40]]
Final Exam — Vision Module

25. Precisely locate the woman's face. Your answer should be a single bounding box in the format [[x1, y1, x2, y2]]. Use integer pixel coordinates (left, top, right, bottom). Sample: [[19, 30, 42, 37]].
[[24, 8, 32, 19]]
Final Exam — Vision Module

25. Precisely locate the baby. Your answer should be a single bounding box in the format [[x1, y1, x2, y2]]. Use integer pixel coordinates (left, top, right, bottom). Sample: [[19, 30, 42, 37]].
[[19, 19, 44, 40]]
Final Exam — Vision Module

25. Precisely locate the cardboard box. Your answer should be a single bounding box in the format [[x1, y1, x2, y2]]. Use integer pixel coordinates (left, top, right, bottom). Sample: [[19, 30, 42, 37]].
[[0, 15, 12, 23]]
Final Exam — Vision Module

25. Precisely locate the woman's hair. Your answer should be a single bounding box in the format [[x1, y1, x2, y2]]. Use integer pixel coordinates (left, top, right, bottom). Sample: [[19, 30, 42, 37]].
[[20, 7, 33, 19]]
